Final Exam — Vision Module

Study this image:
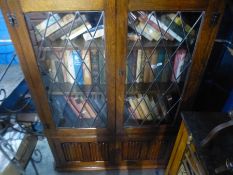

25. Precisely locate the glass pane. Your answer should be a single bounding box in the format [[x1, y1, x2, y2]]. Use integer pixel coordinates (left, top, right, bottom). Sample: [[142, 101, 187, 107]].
[[124, 11, 203, 127], [25, 11, 107, 128]]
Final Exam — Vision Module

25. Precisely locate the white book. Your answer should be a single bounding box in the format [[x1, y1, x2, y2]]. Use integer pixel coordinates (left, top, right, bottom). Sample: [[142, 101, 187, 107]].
[[64, 50, 75, 83], [61, 22, 92, 40], [83, 28, 104, 41], [148, 13, 182, 42], [36, 14, 60, 33], [45, 14, 75, 38]]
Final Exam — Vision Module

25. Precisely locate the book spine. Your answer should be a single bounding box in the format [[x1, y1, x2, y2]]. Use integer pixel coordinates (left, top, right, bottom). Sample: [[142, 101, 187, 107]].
[[38, 14, 75, 41], [51, 15, 87, 41], [135, 98, 145, 120], [149, 50, 158, 82], [136, 49, 142, 83], [36, 14, 60, 32], [83, 28, 104, 41], [138, 94, 153, 120], [91, 49, 99, 84], [85, 101, 97, 118], [143, 49, 152, 83], [65, 96, 80, 118], [171, 49, 187, 82], [46, 58, 58, 82], [157, 95, 167, 118], [35, 14, 61, 41], [127, 49, 137, 84], [54, 60, 64, 83], [82, 50, 92, 85], [144, 95, 155, 120], [65, 50, 75, 83], [156, 48, 166, 81], [128, 98, 141, 120], [60, 21, 91, 40], [71, 50, 83, 84], [150, 97, 162, 120]]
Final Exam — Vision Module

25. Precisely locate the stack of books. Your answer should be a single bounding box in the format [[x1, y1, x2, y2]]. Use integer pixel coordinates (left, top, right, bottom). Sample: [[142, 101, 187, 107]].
[[126, 93, 174, 121]]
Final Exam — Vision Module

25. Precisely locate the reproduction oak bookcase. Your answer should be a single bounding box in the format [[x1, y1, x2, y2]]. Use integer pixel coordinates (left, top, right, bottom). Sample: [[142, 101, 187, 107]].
[[0, 0, 224, 171]]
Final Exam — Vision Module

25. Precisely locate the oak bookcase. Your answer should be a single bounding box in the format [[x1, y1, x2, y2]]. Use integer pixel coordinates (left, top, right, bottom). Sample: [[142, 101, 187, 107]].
[[0, 0, 224, 171]]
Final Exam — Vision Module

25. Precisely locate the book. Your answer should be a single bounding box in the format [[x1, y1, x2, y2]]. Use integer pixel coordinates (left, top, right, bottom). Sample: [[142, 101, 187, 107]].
[[160, 15, 184, 41], [65, 96, 80, 118], [45, 51, 64, 83], [128, 12, 160, 41], [35, 13, 60, 35], [54, 60, 65, 83], [171, 48, 187, 82], [136, 49, 143, 83], [148, 13, 183, 42], [36, 14, 75, 41], [99, 51, 106, 84], [128, 33, 141, 41], [69, 97, 92, 119], [60, 22, 92, 40], [150, 96, 162, 120], [161, 51, 172, 82], [64, 50, 75, 83], [137, 11, 174, 41], [71, 50, 83, 84], [156, 94, 167, 118], [127, 49, 137, 83], [82, 25, 104, 41], [143, 49, 152, 83], [90, 49, 99, 84], [45, 58, 58, 82], [144, 95, 155, 120], [84, 101, 97, 118], [128, 98, 141, 120], [82, 50, 92, 85], [149, 50, 158, 82], [167, 13, 195, 37], [135, 97, 145, 120], [156, 48, 166, 81], [137, 94, 153, 120]]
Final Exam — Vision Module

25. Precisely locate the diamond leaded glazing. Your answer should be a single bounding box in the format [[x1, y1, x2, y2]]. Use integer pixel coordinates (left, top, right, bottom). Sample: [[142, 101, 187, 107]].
[[124, 11, 204, 127], [25, 11, 107, 128]]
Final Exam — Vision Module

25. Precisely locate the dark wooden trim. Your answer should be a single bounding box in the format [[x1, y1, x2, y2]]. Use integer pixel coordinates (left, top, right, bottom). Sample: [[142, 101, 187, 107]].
[[20, 0, 104, 12], [181, 0, 225, 109], [104, 0, 116, 134], [128, 0, 209, 11], [115, 0, 128, 135], [55, 161, 166, 171]]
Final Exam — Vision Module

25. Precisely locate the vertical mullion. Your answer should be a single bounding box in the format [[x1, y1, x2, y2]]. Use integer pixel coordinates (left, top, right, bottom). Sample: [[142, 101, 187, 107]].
[[115, 0, 128, 163], [105, 0, 116, 132], [116, 0, 128, 135]]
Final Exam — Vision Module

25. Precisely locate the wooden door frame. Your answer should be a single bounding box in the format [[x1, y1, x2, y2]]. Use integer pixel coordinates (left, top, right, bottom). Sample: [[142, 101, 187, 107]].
[[0, 0, 117, 136]]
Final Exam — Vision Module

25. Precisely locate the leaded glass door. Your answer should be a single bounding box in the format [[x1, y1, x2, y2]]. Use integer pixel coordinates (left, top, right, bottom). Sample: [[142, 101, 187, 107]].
[[25, 11, 109, 128], [122, 11, 204, 128]]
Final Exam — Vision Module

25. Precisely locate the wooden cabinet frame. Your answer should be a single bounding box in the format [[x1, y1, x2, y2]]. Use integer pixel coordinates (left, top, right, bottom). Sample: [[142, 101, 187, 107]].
[[0, 0, 225, 170]]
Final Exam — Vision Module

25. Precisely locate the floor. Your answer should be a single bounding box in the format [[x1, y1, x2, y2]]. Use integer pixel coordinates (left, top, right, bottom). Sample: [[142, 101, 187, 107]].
[[25, 139, 165, 175], [0, 65, 24, 105]]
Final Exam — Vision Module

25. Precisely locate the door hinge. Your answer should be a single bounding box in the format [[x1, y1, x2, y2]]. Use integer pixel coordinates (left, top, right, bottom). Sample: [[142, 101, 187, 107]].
[[210, 12, 220, 27], [7, 13, 17, 27]]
